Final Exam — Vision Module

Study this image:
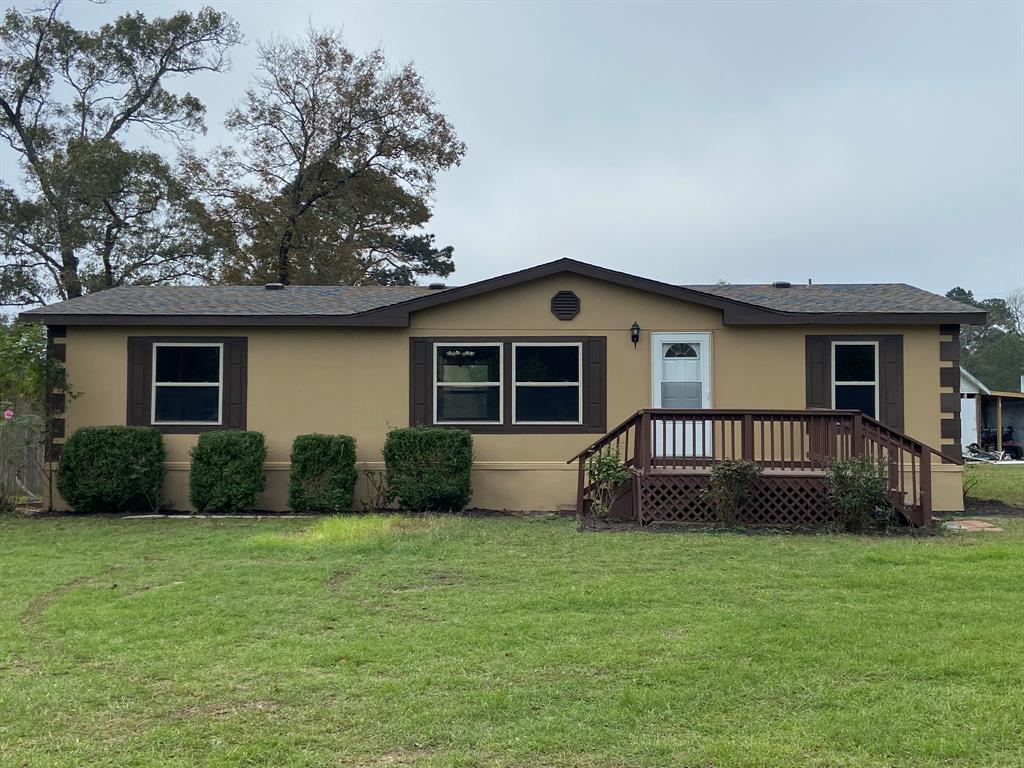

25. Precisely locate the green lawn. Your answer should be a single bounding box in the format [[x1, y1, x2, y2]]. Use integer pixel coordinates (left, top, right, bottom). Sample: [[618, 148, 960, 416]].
[[2, 515, 1024, 768], [965, 463, 1024, 506]]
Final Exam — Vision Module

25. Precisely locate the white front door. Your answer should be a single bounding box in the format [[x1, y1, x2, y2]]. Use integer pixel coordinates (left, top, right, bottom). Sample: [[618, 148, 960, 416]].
[[650, 333, 712, 458]]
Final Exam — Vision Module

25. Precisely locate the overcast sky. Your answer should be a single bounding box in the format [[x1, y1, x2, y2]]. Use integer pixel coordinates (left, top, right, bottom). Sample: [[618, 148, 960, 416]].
[[27, 0, 1024, 297]]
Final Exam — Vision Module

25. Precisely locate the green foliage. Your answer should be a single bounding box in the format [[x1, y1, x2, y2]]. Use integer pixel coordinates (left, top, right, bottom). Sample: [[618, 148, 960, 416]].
[[189, 431, 266, 513], [0, 322, 70, 408], [704, 460, 763, 526], [288, 434, 357, 513], [826, 456, 896, 532], [584, 447, 630, 519], [0, 2, 240, 305], [56, 426, 164, 513], [382, 427, 472, 512], [946, 287, 1023, 390]]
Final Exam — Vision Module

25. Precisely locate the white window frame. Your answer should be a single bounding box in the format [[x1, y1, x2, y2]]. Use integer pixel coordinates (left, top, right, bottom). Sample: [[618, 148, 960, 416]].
[[831, 341, 879, 418], [433, 342, 503, 425], [511, 342, 584, 425], [151, 342, 224, 426]]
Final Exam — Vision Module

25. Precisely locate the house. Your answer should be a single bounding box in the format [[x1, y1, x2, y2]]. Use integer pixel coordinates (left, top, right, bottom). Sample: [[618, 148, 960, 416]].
[[960, 367, 1024, 459], [22, 258, 985, 521]]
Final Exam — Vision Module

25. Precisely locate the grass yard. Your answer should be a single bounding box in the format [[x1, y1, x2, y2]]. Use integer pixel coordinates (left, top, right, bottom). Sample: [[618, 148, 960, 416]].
[[2, 515, 1024, 768], [965, 463, 1024, 507]]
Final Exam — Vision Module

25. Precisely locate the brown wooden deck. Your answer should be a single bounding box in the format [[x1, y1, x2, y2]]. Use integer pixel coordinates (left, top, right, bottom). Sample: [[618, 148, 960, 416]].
[[569, 409, 957, 527]]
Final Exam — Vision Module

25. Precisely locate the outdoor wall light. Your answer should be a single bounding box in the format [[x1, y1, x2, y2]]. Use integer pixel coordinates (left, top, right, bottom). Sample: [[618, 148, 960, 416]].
[[630, 321, 641, 348]]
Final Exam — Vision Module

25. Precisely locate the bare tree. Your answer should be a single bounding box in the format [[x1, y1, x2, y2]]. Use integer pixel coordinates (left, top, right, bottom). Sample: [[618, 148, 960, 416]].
[[195, 27, 465, 286]]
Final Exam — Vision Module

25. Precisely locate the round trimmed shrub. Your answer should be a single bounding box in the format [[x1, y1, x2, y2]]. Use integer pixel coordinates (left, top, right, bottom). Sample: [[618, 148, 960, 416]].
[[57, 426, 165, 513], [189, 431, 266, 513], [288, 434, 357, 513], [383, 426, 472, 512]]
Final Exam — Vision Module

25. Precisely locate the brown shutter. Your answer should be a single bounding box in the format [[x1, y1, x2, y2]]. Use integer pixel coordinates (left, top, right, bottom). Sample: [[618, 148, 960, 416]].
[[409, 339, 431, 425], [805, 336, 830, 410], [584, 336, 606, 430], [127, 338, 151, 425], [879, 335, 904, 432], [223, 338, 248, 429]]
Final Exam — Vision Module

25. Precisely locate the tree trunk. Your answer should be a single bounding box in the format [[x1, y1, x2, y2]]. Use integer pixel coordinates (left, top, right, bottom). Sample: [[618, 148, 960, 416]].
[[60, 246, 82, 299], [277, 219, 296, 285]]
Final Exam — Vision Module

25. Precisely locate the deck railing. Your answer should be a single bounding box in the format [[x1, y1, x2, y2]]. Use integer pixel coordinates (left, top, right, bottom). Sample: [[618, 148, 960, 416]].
[[569, 409, 956, 526]]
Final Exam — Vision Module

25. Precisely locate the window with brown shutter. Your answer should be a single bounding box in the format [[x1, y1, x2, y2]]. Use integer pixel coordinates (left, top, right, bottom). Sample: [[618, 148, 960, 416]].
[[409, 336, 607, 433], [805, 334, 904, 432], [127, 337, 247, 433]]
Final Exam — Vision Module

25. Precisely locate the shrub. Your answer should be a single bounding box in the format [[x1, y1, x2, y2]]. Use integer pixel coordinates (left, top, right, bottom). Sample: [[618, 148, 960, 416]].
[[585, 447, 630, 519], [288, 434, 357, 513], [826, 456, 895, 532], [704, 459, 762, 526], [383, 427, 472, 512], [189, 431, 266, 513], [57, 426, 164, 513]]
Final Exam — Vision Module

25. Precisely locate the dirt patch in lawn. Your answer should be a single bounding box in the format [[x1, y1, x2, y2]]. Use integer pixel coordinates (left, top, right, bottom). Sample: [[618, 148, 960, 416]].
[[21, 567, 120, 628], [964, 497, 1024, 517]]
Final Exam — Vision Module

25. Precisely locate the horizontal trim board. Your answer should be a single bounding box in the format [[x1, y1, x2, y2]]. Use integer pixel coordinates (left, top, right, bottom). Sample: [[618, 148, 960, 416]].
[[159, 460, 578, 472], [26, 310, 987, 328]]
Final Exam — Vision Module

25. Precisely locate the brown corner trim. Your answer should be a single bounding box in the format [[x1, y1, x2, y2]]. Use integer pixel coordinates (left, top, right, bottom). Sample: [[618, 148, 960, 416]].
[[939, 367, 959, 388], [940, 418, 961, 440], [939, 393, 961, 414]]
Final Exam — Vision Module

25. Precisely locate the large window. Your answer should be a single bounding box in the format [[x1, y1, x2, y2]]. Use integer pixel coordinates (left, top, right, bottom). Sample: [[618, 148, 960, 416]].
[[513, 343, 582, 424], [434, 343, 502, 424], [152, 343, 222, 424], [832, 341, 878, 418], [414, 337, 605, 433]]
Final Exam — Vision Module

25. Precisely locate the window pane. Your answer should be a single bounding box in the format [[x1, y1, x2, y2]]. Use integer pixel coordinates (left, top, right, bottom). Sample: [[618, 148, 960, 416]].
[[515, 385, 580, 422], [515, 346, 579, 382], [835, 385, 876, 418], [437, 346, 500, 383], [663, 342, 698, 359], [437, 385, 500, 422], [156, 346, 220, 383], [154, 386, 220, 422], [834, 344, 875, 382]]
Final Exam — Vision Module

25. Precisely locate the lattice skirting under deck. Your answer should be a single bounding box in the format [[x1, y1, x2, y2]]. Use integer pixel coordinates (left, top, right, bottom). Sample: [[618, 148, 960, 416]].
[[638, 474, 838, 526]]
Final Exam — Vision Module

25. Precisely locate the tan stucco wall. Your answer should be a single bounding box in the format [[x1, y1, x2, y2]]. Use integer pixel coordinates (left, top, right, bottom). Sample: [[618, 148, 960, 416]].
[[50, 273, 962, 513]]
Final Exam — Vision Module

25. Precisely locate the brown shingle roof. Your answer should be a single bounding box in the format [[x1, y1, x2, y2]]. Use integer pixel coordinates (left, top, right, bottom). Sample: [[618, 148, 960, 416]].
[[683, 283, 977, 315], [22, 284, 443, 317]]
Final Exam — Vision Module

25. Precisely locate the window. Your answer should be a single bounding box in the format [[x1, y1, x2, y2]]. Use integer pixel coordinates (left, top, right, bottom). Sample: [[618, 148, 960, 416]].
[[832, 341, 878, 418], [152, 343, 222, 424], [513, 343, 582, 424], [412, 337, 606, 433], [434, 343, 502, 423]]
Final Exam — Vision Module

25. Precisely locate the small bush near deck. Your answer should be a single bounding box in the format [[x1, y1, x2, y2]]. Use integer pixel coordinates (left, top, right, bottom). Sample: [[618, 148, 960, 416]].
[[383, 427, 472, 512], [57, 426, 164, 513], [189, 431, 266, 513], [585, 447, 630, 519], [827, 456, 895, 532], [704, 459, 763, 526], [288, 434, 357, 513]]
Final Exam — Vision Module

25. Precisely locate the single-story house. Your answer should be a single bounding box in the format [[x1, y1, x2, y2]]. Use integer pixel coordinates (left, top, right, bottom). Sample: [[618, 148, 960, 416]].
[[22, 258, 985, 518], [960, 368, 1024, 458]]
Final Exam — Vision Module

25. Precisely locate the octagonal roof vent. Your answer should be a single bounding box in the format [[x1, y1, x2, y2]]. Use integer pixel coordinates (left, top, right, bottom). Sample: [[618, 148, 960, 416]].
[[551, 290, 580, 320]]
